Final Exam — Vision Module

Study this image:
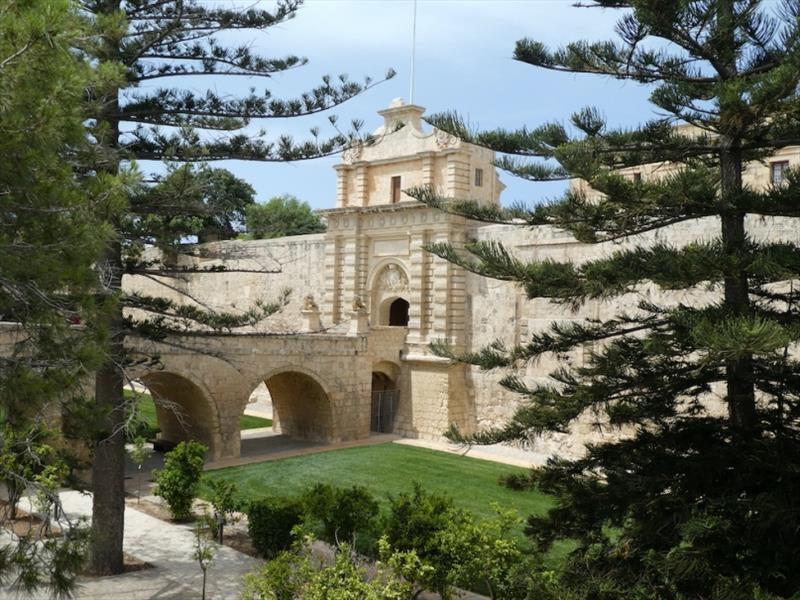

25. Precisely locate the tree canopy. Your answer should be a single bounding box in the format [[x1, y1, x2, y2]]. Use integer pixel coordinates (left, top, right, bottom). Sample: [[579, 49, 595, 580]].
[[410, 1, 800, 597], [245, 194, 326, 239], [140, 165, 256, 244]]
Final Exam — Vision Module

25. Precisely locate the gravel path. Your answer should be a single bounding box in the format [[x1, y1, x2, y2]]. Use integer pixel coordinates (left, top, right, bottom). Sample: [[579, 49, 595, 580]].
[[1, 490, 260, 600]]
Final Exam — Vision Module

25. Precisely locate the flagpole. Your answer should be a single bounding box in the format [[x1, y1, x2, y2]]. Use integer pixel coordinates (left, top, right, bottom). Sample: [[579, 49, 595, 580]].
[[410, 0, 417, 104]]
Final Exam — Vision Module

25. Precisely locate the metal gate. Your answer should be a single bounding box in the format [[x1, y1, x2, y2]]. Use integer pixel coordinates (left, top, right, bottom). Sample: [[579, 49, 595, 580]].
[[371, 390, 397, 433]]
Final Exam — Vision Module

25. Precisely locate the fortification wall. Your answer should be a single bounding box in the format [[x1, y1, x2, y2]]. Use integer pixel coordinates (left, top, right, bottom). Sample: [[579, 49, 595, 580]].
[[124, 233, 327, 333], [465, 214, 800, 458]]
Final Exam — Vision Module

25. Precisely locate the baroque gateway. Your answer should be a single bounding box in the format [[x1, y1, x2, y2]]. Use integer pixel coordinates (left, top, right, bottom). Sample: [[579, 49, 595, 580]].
[[114, 99, 799, 462]]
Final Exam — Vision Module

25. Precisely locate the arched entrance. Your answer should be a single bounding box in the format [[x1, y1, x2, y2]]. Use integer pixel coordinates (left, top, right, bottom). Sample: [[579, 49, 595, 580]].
[[263, 370, 333, 441], [371, 370, 398, 433], [136, 372, 219, 455]]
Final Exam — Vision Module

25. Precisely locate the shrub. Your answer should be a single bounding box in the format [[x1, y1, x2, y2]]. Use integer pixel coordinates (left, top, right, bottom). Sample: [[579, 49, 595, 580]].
[[499, 471, 537, 491], [242, 543, 411, 600], [247, 497, 304, 559], [302, 483, 379, 544], [153, 440, 207, 520], [384, 484, 470, 598]]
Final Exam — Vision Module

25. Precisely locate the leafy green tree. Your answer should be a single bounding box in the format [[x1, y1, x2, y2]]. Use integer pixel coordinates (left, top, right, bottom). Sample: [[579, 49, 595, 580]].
[[153, 440, 207, 520], [206, 478, 240, 543], [80, 0, 393, 575], [145, 165, 256, 243], [246, 194, 327, 239], [411, 1, 800, 597], [302, 483, 379, 545], [0, 0, 111, 595], [383, 485, 467, 599]]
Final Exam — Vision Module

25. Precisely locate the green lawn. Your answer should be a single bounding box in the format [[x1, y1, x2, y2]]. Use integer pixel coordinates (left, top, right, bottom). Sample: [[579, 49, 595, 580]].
[[124, 389, 272, 438], [201, 443, 574, 565]]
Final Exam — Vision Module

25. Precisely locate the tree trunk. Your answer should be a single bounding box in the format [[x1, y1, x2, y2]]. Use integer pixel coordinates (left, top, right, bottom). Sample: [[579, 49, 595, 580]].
[[88, 1, 127, 573], [720, 137, 757, 434], [717, 0, 757, 435], [88, 239, 126, 575]]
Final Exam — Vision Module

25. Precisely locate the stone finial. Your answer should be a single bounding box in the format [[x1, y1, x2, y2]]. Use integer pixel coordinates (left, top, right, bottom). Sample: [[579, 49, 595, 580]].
[[376, 98, 426, 134], [300, 295, 321, 333]]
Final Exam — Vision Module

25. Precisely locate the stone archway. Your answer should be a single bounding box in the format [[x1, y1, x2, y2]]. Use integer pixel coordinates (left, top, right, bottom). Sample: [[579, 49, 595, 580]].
[[369, 261, 410, 326], [137, 371, 221, 456], [262, 369, 334, 441]]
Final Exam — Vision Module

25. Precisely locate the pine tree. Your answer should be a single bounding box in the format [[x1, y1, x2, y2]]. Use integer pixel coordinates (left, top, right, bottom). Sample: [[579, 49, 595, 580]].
[[410, 1, 800, 597], [0, 0, 114, 594], [80, 0, 394, 575]]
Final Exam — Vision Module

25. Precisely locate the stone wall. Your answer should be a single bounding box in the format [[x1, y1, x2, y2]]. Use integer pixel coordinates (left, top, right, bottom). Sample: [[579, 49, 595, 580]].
[[125, 233, 327, 334], [464, 214, 800, 457]]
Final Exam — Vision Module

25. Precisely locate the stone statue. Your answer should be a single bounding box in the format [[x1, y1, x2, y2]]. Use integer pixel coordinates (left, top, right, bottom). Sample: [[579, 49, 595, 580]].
[[303, 295, 319, 312], [352, 294, 366, 312]]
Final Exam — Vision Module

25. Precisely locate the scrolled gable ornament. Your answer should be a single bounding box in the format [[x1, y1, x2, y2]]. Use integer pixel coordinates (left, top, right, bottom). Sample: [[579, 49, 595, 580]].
[[434, 129, 458, 150], [342, 141, 363, 163]]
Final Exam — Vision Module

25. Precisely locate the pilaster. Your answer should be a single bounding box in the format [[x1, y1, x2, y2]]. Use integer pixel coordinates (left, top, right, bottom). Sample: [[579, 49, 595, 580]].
[[445, 152, 471, 198], [355, 163, 369, 207]]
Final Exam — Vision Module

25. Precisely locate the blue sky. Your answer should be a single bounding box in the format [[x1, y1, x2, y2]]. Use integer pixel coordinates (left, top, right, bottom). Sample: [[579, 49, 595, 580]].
[[155, 0, 658, 209]]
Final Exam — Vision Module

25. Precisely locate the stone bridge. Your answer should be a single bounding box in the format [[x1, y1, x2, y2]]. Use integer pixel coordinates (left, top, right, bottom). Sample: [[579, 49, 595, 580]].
[[1, 322, 408, 461]]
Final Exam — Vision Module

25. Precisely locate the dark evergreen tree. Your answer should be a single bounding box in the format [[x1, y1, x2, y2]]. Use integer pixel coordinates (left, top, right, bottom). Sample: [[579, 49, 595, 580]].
[[410, 1, 800, 597], [81, 0, 393, 575], [0, 0, 113, 594]]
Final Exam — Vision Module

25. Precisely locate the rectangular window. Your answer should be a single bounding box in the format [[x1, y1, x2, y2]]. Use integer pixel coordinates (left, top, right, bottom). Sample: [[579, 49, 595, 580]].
[[632, 172, 642, 184], [475, 168, 484, 187], [391, 176, 402, 203], [771, 161, 789, 185]]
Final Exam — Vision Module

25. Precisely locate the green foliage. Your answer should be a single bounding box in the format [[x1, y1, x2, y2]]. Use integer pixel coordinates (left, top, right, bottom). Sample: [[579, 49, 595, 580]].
[[242, 541, 412, 600], [247, 497, 305, 559], [383, 485, 467, 598], [383, 486, 560, 599], [0, 2, 108, 589], [206, 478, 240, 542], [153, 441, 207, 520], [302, 483, 379, 545], [241, 546, 314, 600], [410, 1, 800, 597], [130, 164, 256, 245], [302, 543, 411, 600], [245, 195, 326, 239]]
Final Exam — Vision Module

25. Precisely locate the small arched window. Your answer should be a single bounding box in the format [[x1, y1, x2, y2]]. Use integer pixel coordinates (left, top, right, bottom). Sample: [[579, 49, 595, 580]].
[[388, 298, 410, 327]]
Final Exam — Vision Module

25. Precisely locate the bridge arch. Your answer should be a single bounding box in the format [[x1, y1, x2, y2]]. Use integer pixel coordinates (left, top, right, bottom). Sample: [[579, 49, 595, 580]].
[[256, 366, 334, 441], [137, 370, 221, 456]]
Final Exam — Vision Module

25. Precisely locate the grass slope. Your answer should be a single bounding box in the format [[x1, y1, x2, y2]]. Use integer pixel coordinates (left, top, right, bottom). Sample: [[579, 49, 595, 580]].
[[202, 443, 574, 564]]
